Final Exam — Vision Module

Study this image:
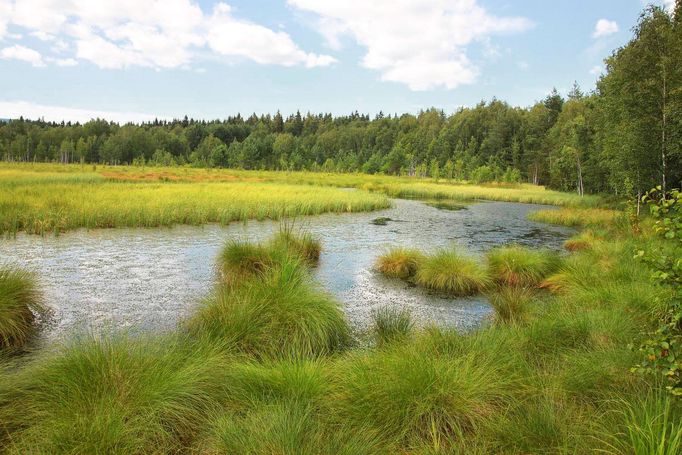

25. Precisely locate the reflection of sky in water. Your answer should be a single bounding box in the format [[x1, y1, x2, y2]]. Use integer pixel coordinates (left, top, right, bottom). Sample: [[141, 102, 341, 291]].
[[0, 199, 574, 343]]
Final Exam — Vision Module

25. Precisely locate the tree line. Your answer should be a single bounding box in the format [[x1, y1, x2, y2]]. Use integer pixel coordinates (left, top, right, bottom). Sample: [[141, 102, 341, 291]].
[[1, 2, 680, 196]]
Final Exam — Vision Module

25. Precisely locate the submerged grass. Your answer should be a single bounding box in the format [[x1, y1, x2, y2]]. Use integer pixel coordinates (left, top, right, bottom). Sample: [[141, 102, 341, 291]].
[[0, 266, 45, 349], [415, 249, 490, 296]]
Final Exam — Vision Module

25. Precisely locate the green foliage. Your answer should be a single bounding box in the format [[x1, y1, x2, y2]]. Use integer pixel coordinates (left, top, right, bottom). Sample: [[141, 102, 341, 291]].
[[633, 188, 682, 396], [415, 249, 490, 296], [487, 286, 535, 324], [371, 306, 414, 346], [486, 244, 560, 287], [0, 266, 45, 349], [375, 247, 424, 280]]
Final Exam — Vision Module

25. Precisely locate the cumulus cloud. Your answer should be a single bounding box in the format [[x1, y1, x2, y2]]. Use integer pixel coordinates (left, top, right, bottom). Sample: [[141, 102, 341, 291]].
[[0, 0, 333, 69], [0, 100, 160, 123], [593, 19, 618, 38], [0, 44, 45, 66], [288, 0, 532, 90]]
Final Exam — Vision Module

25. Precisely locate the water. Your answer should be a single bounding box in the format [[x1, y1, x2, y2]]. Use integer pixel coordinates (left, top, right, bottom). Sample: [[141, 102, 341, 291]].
[[0, 199, 574, 342]]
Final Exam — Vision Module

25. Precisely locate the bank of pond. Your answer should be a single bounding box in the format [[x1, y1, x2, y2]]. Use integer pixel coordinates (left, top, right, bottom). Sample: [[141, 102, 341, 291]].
[[1, 198, 681, 453]]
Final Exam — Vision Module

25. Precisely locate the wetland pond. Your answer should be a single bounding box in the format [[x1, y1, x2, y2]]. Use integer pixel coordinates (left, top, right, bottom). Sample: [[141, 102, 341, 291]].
[[1, 199, 574, 343]]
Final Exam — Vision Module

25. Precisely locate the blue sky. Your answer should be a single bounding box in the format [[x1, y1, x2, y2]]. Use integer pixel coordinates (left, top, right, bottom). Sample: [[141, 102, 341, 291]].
[[0, 0, 674, 122]]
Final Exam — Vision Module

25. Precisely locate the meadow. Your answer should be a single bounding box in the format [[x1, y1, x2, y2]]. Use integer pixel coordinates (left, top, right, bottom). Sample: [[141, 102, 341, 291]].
[[0, 162, 603, 235], [1, 163, 681, 453]]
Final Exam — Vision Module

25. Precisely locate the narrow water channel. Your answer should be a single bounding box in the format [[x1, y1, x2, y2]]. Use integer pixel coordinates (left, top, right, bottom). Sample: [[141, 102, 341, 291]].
[[0, 199, 574, 342]]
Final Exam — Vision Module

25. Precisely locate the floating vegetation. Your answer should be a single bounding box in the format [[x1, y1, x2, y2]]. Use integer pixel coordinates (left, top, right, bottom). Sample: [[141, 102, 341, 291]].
[[371, 217, 392, 225]]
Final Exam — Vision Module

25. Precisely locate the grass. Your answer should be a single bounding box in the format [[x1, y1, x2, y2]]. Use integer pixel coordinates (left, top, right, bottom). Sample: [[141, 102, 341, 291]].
[[529, 207, 623, 227], [375, 247, 424, 280], [371, 307, 414, 346], [415, 249, 490, 295], [190, 251, 349, 359], [425, 199, 468, 211], [487, 286, 536, 324], [0, 266, 45, 349], [271, 224, 321, 265], [486, 244, 561, 287]]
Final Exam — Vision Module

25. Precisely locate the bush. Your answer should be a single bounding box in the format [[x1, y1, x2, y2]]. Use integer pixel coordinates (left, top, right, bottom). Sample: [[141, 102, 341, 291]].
[[0, 266, 45, 349], [415, 249, 490, 295]]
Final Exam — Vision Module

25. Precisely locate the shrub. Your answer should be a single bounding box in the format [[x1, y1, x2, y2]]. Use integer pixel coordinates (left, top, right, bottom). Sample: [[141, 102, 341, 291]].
[[486, 245, 560, 287], [0, 266, 45, 349], [415, 249, 490, 295], [375, 248, 424, 280]]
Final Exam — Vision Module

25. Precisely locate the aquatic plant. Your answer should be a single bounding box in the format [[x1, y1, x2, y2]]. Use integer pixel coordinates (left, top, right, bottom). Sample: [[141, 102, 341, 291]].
[[415, 249, 490, 295], [425, 199, 467, 211], [0, 335, 231, 453], [0, 266, 45, 349], [375, 247, 424, 280], [190, 254, 349, 359], [271, 227, 321, 265], [371, 216, 392, 225], [487, 286, 536, 324], [528, 207, 623, 227], [371, 306, 414, 346], [486, 244, 560, 287]]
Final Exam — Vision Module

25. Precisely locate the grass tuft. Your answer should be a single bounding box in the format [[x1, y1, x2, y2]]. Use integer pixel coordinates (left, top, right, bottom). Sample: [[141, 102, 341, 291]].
[[415, 249, 490, 296], [371, 307, 414, 346], [0, 266, 45, 349], [486, 244, 560, 287], [487, 286, 536, 324], [375, 248, 424, 280]]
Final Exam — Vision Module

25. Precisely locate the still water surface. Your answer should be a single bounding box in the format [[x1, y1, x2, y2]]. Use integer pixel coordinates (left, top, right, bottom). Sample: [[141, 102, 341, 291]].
[[0, 199, 574, 342]]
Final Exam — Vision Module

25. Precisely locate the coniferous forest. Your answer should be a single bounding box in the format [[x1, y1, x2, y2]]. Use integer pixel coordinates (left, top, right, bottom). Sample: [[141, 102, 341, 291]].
[[2, 4, 681, 197]]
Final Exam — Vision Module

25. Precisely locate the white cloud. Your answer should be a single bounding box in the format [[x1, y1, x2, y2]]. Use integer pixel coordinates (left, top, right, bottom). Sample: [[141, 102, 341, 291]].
[[0, 100, 160, 123], [593, 19, 618, 38], [590, 64, 604, 76], [0, 0, 333, 70], [52, 57, 77, 66], [206, 3, 334, 67], [0, 44, 45, 66], [288, 0, 532, 91]]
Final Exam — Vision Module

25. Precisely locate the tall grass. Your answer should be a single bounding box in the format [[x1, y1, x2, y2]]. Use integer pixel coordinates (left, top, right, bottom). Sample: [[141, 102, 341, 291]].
[[486, 244, 560, 287], [190, 253, 349, 359], [0, 266, 45, 349], [371, 307, 414, 346], [415, 249, 490, 295], [487, 286, 536, 324], [375, 247, 424, 280], [529, 207, 623, 227], [0, 334, 231, 453]]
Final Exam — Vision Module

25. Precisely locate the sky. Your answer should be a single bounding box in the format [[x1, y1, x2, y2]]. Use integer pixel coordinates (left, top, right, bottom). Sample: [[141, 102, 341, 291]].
[[0, 0, 676, 122]]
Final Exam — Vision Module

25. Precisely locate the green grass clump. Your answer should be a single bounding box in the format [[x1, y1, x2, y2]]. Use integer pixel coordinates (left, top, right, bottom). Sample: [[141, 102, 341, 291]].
[[375, 247, 424, 280], [0, 267, 45, 349], [0, 335, 231, 454], [190, 254, 349, 359], [336, 340, 518, 447], [271, 229, 321, 265], [529, 207, 623, 227], [415, 249, 490, 295], [487, 286, 536, 324], [218, 240, 276, 285], [371, 307, 414, 346], [486, 244, 560, 287]]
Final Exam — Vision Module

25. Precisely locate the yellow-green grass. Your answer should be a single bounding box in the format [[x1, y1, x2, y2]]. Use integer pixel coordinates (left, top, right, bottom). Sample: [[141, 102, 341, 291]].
[[189, 253, 349, 359], [415, 249, 491, 296], [486, 244, 561, 287], [529, 207, 623, 227], [487, 286, 537, 324], [0, 173, 389, 235], [271, 228, 321, 265], [375, 247, 425, 280], [0, 266, 45, 349], [371, 306, 414, 346]]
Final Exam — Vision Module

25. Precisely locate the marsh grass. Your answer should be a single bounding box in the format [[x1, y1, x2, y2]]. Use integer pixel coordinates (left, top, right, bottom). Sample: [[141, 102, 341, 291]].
[[415, 249, 490, 296], [487, 286, 536, 324], [486, 244, 560, 287], [0, 266, 45, 349], [529, 207, 623, 227], [191, 253, 350, 359], [371, 307, 414, 346], [375, 248, 424, 280], [271, 222, 321, 265], [0, 334, 231, 454]]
